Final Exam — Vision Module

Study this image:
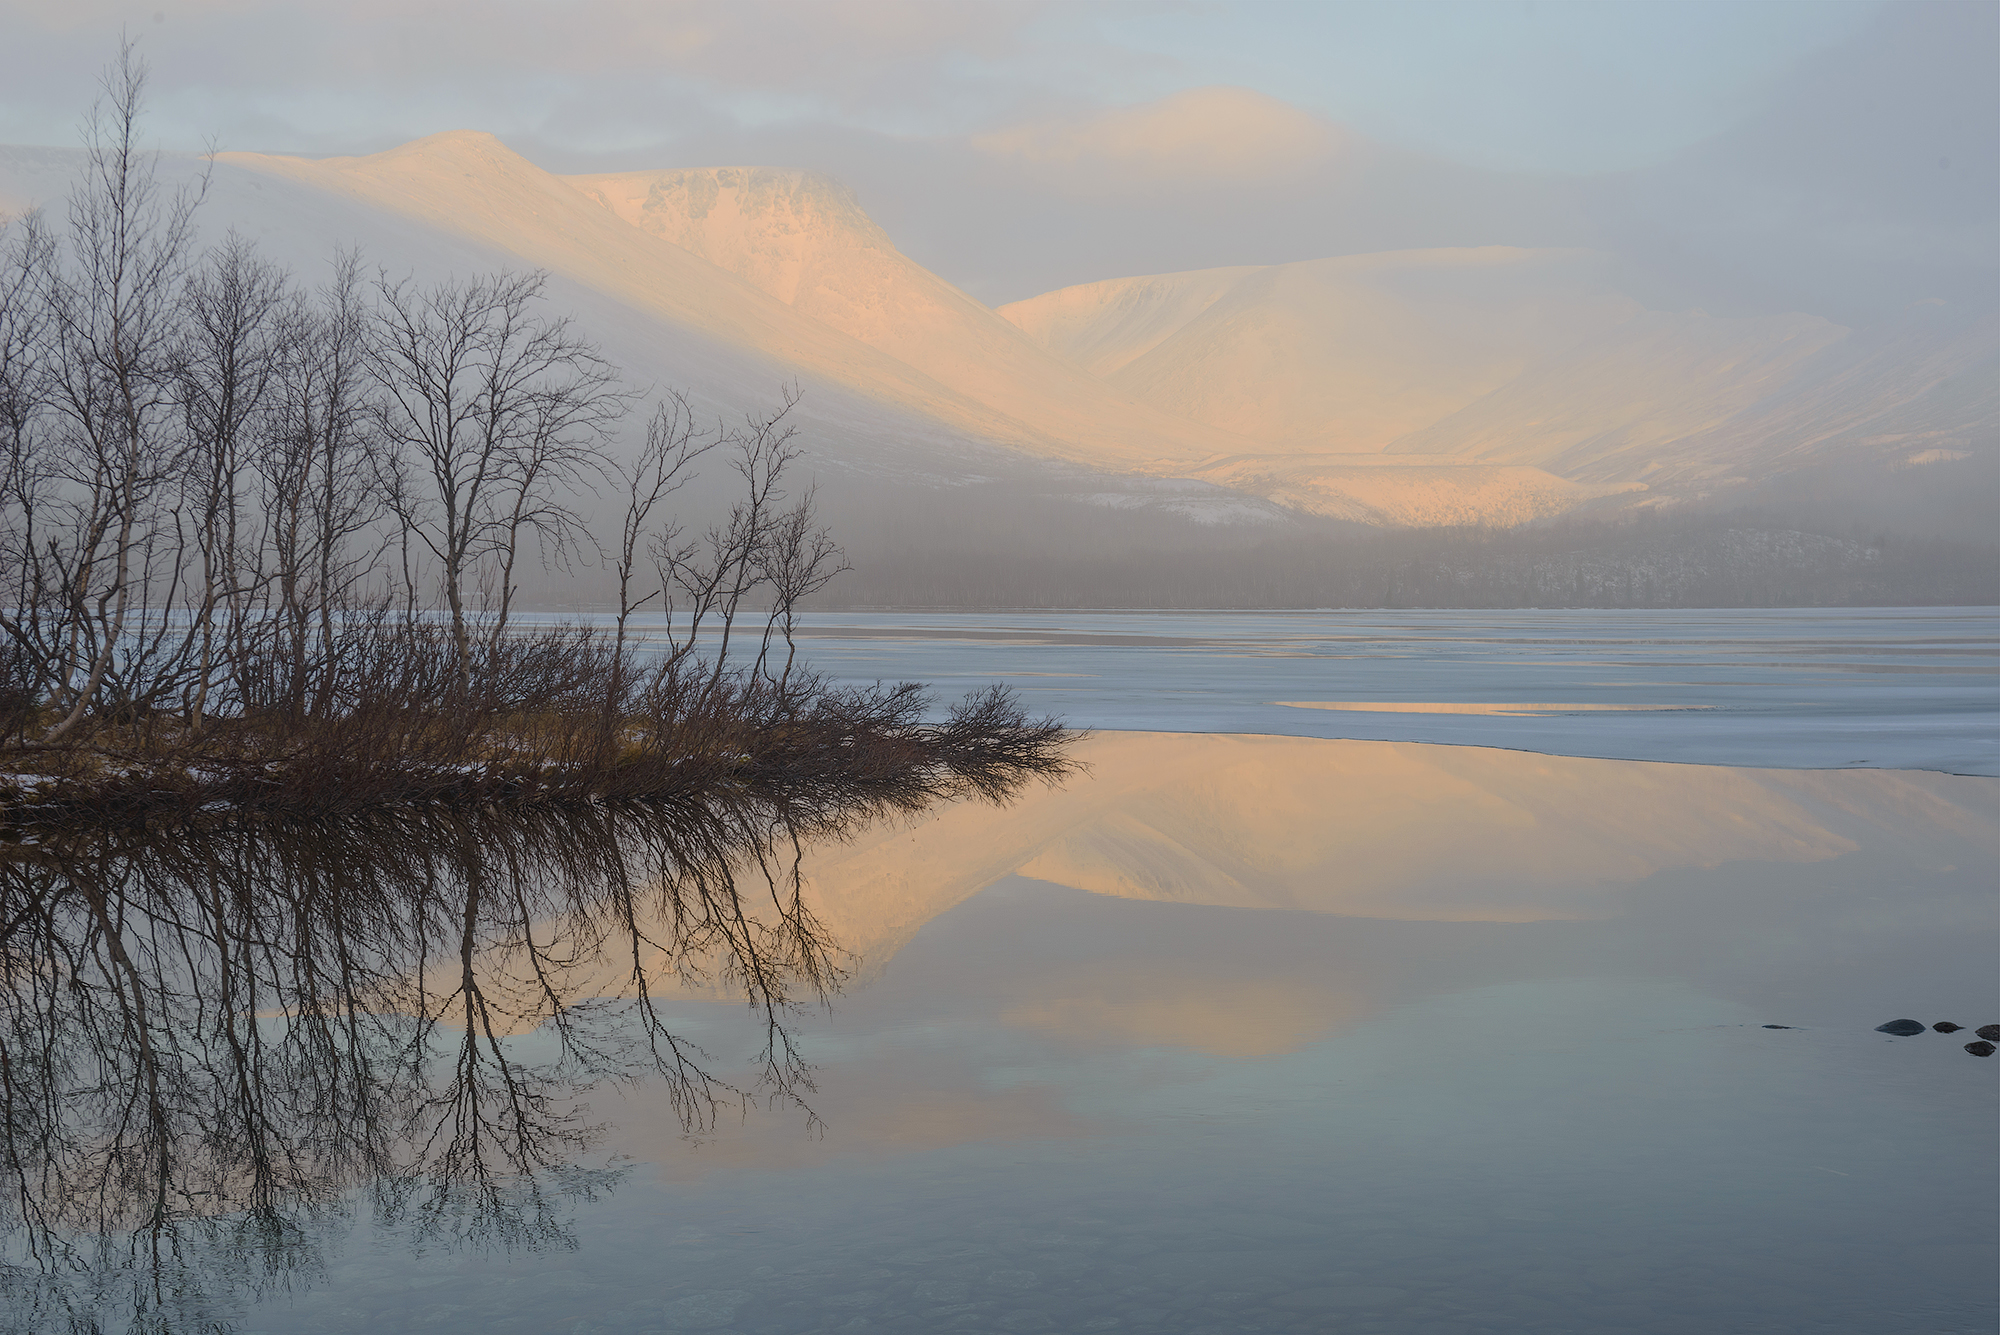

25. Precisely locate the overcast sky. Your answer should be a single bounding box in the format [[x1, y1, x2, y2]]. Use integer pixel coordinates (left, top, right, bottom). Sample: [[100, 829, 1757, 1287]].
[[2, 0, 1991, 314], [0, 0, 1884, 169]]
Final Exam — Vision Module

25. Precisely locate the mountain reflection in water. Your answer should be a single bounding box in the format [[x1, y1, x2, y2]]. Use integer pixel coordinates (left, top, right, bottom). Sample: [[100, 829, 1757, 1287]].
[[0, 805, 857, 1333], [0, 732, 1993, 1334]]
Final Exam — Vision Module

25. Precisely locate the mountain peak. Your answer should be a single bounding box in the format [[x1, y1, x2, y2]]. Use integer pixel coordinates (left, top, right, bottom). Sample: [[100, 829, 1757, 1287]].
[[345, 129, 514, 169], [566, 166, 896, 306], [222, 129, 540, 187], [388, 128, 508, 153]]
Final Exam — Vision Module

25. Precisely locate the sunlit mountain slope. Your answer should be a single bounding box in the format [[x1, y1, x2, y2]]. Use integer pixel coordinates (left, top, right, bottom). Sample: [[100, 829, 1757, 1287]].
[[1182, 454, 1639, 527], [1385, 298, 1999, 522], [1005, 249, 1640, 451], [1002, 253, 1994, 523], [225, 132, 1246, 469], [223, 134, 1094, 456], [563, 165, 1246, 468], [1387, 308, 1849, 480], [558, 160, 1623, 525], [1646, 306, 1999, 484], [995, 264, 1261, 378], [8, 133, 1987, 534]]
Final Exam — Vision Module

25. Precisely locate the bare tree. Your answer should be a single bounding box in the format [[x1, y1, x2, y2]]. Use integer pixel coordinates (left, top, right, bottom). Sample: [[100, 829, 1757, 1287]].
[[263, 249, 384, 719], [0, 211, 59, 736], [33, 42, 206, 740], [610, 391, 716, 666], [174, 233, 288, 729], [368, 270, 627, 691], [646, 387, 805, 684], [615, 386, 850, 695], [753, 483, 848, 690]]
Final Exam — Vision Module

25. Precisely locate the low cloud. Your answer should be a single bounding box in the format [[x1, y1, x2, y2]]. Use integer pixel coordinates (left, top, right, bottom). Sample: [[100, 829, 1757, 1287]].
[[0, 0, 1051, 153], [974, 86, 1346, 192], [3, 1, 1988, 321]]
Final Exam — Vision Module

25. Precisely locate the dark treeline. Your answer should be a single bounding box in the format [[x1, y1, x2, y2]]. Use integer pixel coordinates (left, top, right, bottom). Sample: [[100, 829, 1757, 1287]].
[[0, 802, 869, 1332], [0, 51, 1077, 820], [823, 506, 1998, 610], [0, 50, 820, 741]]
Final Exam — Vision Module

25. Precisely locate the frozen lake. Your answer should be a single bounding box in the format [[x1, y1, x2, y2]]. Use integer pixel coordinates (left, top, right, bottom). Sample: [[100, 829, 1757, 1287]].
[[775, 606, 1999, 775]]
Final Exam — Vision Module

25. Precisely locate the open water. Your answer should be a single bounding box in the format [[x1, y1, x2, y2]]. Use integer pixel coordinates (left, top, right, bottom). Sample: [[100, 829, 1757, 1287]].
[[21, 609, 2000, 1334]]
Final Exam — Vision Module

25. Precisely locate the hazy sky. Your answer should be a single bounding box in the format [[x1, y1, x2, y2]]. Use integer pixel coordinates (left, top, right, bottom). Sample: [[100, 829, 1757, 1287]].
[[2, 0, 1881, 170], [2, 0, 1991, 313]]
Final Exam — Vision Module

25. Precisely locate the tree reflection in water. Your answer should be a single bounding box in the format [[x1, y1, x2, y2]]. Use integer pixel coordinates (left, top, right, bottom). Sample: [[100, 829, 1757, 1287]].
[[0, 725, 1066, 1333]]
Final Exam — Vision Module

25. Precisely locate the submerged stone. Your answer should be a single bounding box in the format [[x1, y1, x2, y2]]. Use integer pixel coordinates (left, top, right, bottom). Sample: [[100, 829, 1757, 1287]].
[[1932, 1022, 1963, 1033], [1966, 1041, 1996, 1058], [1874, 1019, 1926, 1036], [1977, 1025, 2000, 1042]]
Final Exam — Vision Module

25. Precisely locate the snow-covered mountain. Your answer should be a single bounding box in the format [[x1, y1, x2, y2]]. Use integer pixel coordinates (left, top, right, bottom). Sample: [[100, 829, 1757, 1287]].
[[1001, 249, 1644, 451], [563, 165, 1238, 471], [4, 132, 1989, 536], [1001, 256, 1994, 527]]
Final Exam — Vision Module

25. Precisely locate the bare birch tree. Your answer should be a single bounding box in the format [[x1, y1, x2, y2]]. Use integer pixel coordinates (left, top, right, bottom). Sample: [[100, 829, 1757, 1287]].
[[174, 233, 288, 729], [264, 250, 383, 718], [752, 483, 847, 690], [0, 211, 59, 737], [648, 388, 801, 683], [0, 47, 868, 753], [368, 270, 626, 691], [35, 42, 206, 739], [610, 391, 715, 664]]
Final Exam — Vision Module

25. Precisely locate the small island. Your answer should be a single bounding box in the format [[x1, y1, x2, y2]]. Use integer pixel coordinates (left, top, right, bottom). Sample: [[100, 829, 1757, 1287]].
[[0, 53, 1072, 837]]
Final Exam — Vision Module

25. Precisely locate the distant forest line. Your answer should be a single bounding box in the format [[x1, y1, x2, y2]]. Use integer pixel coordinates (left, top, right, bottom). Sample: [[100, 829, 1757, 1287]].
[[812, 513, 1998, 611]]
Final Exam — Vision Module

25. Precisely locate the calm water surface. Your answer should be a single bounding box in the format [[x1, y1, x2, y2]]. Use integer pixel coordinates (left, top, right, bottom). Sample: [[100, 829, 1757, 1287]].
[[23, 610, 2000, 1334], [247, 854, 1997, 1335]]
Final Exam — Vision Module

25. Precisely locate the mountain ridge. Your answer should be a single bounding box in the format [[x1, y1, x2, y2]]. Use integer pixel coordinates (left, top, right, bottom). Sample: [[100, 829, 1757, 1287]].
[[7, 131, 1985, 535], [561, 163, 1256, 470], [1001, 254, 1993, 525]]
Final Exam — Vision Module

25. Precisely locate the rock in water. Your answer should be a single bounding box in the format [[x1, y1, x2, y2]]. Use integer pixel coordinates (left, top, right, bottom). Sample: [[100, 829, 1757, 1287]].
[[1977, 1025, 2000, 1042], [1875, 1019, 1926, 1036], [1932, 1022, 1963, 1033], [1965, 1041, 1996, 1058]]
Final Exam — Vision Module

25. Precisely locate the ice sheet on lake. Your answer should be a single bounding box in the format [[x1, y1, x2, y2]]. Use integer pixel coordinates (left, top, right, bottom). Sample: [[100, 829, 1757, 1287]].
[[754, 606, 1996, 775]]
